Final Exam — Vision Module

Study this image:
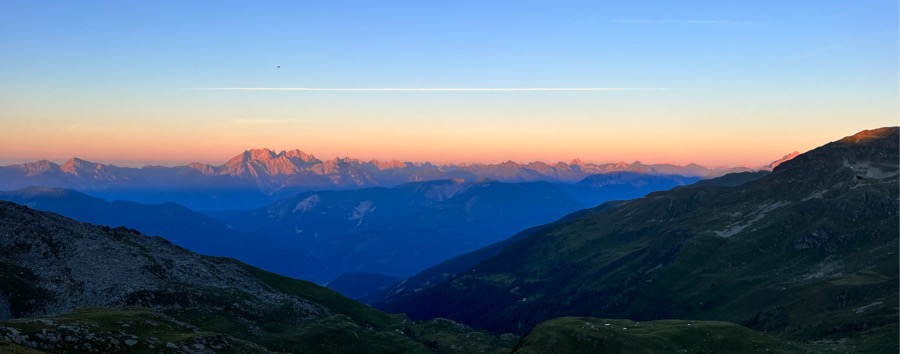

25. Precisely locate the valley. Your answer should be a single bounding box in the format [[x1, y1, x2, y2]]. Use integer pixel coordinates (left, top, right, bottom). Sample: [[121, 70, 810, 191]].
[[0, 127, 896, 353], [2, 1, 896, 352]]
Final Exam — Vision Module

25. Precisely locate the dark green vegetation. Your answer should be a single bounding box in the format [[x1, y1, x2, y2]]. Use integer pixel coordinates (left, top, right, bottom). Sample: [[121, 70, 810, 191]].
[[676, 170, 769, 189], [0, 308, 270, 353], [383, 127, 900, 352], [513, 317, 852, 354], [512, 317, 825, 354], [364, 205, 609, 305], [0, 201, 516, 353]]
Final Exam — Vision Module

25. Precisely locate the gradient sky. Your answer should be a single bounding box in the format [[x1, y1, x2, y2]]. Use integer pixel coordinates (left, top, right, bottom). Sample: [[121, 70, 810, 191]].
[[1, 0, 897, 167]]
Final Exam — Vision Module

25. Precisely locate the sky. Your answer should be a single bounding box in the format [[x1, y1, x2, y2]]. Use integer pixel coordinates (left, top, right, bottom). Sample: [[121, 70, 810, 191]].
[[1, 0, 897, 167]]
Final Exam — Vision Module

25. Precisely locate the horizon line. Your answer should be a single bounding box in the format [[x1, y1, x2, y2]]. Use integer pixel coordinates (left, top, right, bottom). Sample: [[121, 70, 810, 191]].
[[0, 153, 770, 171], [192, 87, 669, 92]]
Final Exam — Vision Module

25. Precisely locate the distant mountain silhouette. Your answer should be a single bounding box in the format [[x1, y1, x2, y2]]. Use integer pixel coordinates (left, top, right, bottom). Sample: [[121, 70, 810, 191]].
[[0, 187, 268, 259], [0, 174, 699, 287], [217, 178, 586, 283], [0, 149, 754, 210]]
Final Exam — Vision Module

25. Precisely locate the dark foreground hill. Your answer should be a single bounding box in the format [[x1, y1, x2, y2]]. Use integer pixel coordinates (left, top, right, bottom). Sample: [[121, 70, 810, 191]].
[[511, 317, 819, 354], [381, 127, 900, 352], [0, 201, 520, 353], [0, 200, 810, 353], [0, 187, 271, 259], [0, 166, 861, 352]]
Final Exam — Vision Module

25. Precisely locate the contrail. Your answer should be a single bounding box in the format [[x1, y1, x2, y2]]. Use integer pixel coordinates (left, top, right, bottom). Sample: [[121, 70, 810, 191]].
[[611, 19, 763, 25], [195, 87, 667, 92]]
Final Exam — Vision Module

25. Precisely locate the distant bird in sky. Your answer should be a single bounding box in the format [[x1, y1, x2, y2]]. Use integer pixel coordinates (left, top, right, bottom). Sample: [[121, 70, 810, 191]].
[[277, 66, 281, 69]]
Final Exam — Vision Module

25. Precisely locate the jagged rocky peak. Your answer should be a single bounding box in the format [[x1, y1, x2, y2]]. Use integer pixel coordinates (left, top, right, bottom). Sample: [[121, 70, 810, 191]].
[[370, 159, 408, 170], [283, 148, 316, 162], [329, 156, 359, 164], [60, 157, 84, 171], [60, 157, 102, 175], [18, 160, 58, 175], [766, 151, 800, 170], [225, 148, 280, 165], [625, 161, 657, 174], [248, 148, 278, 161], [186, 162, 216, 175]]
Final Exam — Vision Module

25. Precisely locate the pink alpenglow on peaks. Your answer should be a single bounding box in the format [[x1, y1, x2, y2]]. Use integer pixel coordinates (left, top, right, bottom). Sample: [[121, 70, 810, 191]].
[[766, 152, 800, 170], [0, 147, 779, 198]]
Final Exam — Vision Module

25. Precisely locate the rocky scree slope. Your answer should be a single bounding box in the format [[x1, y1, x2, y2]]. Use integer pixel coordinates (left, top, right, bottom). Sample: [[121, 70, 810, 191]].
[[0, 201, 517, 353], [0, 201, 327, 322]]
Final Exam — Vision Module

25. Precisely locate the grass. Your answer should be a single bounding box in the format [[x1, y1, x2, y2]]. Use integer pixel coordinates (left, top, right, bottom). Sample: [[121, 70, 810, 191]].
[[0, 307, 519, 354], [513, 317, 836, 354], [0, 308, 269, 353], [231, 259, 401, 327], [0, 342, 45, 354], [382, 131, 899, 353]]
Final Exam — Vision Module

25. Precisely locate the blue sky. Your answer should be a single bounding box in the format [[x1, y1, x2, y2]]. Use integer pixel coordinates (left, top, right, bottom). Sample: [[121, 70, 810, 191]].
[[0, 1, 897, 166]]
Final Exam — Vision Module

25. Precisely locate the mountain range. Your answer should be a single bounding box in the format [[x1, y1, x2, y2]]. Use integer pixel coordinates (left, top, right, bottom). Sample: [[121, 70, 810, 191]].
[[0, 127, 893, 353], [0, 149, 756, 210], [379, 127, 899, 351], [0, 200, 826, 353], [0, 173, 698, 285]]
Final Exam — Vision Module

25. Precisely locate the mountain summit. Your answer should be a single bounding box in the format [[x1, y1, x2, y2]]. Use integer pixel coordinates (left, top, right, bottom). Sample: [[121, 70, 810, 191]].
[[0, 150, 757, 210], [381, 127, 899, 351]]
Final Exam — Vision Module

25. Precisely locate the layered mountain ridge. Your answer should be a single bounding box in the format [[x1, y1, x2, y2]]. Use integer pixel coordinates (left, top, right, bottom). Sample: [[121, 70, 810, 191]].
[[0, 200, 818, 353], [0, 128, 890, 353], [0, 149, 764, 210], [0, 173, 699, 285], [380, 127, 899, 351]]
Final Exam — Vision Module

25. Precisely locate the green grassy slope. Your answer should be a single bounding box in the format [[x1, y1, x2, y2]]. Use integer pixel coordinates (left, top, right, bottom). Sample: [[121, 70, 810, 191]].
[[513, 317, 823, 354], [0, 307, 518, 354], [385, 127, 899, 352]]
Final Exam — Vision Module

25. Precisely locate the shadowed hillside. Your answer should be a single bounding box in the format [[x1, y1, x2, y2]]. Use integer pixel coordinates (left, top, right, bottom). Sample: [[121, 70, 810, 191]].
[[382, 127, 899, 352]]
